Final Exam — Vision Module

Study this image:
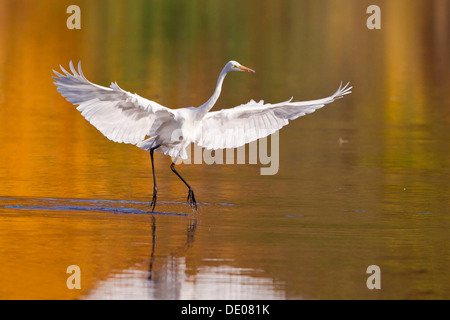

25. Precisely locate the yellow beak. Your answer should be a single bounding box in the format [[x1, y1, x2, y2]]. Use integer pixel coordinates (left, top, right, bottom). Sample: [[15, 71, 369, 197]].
[[238, 65, 255, 73]]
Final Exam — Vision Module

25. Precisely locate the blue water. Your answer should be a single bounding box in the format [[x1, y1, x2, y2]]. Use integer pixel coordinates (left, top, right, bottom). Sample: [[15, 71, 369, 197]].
[[0, 197, 236, 217]]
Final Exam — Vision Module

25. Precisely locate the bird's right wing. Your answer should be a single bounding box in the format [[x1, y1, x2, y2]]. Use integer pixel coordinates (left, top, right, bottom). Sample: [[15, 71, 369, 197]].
[[197, 82, 352, 150], [53, 61, 176, 145]]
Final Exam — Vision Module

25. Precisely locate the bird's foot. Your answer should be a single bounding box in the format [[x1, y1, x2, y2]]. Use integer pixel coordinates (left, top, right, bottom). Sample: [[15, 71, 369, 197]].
[[150, 192, 157, 212], [187, 188, 198, 211]]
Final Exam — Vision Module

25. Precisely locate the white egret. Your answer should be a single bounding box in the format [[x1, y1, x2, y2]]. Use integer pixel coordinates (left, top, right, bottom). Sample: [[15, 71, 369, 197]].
[[53, 60, 352, 212]]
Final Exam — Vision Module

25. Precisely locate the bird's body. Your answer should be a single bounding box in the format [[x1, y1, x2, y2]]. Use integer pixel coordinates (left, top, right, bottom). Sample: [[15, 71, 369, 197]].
[[53, 60, 352, 212], [138, 106, 196, 159]]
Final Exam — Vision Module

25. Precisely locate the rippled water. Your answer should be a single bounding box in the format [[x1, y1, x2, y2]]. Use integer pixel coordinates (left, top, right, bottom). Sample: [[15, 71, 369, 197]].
[[0, 0, 449, 299]]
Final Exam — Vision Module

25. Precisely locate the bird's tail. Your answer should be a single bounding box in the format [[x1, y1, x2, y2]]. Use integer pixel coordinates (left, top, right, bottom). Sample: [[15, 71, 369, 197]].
[[136, 137, 159, 151], [137, 137, 188, 160]]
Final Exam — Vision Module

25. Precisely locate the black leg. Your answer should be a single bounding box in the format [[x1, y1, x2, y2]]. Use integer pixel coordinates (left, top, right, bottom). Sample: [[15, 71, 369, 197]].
[[149, 146, 160, 212], [170, 162, 198, 211]]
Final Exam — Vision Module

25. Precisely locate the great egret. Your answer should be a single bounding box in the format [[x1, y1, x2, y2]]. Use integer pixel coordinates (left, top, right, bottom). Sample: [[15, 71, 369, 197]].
[[53, 60, 352, 212]]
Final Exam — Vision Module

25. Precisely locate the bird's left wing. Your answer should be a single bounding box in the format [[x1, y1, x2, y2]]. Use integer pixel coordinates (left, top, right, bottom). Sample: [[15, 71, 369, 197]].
[[197, 82, 352, 150], [53, 61, 176, 144]]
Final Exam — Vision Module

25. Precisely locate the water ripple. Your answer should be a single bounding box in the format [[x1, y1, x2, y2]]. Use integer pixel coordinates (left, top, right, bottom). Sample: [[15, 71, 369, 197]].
[[0, 197, 236, 216]]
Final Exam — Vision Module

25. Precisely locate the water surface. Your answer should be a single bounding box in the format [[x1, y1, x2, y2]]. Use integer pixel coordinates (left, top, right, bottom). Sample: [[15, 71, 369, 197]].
[[0, 0, 448, 299]]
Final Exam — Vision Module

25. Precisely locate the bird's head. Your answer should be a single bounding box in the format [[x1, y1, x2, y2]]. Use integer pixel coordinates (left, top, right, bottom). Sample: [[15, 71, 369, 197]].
[[226, 60, 255, 73]]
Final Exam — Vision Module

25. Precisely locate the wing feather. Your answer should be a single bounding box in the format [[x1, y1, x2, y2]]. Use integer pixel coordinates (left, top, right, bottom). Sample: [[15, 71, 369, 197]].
[[197, 83, 352, 150], [53, 61, 176, 145]]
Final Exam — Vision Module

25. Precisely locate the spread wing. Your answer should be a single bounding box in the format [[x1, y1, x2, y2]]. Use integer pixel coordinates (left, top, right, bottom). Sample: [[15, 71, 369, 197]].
[[53, 61, 176, 144], [197, 82, 352, 149]]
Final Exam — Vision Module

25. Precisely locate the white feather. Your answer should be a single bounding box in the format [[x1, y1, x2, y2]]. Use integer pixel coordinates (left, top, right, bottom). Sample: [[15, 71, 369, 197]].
[[53, 60, 352, 210], [197, 82, 352, 150], [54, 61, 351, 160], [53, 61, 176, 145]]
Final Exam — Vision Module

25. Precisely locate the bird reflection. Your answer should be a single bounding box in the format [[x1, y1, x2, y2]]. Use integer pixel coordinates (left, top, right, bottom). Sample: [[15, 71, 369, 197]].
[[148, 215, 197, 280], [186, 218, 197, 248], [148, 215, 157, 280]]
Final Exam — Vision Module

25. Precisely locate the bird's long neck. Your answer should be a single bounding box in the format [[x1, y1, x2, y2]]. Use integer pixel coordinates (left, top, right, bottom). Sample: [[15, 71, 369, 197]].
[[197, 67, 228, 117]]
